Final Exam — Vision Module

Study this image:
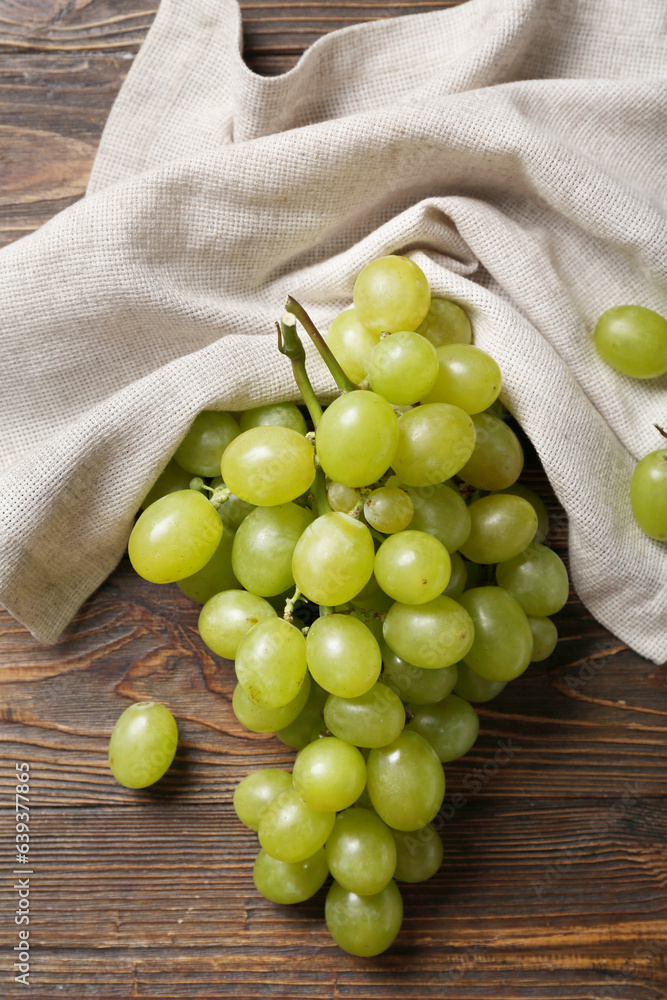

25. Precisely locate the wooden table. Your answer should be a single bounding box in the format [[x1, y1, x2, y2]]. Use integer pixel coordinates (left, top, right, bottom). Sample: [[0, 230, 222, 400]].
[[1, 2, 665, 997]]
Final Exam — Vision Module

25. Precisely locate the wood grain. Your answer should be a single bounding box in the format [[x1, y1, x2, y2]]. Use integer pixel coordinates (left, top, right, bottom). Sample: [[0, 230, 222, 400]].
[[0, 2, 665, 998]]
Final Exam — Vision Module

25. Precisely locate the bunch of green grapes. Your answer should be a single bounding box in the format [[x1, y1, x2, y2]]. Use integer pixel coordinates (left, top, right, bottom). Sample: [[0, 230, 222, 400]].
[[110, 255, 570, 957]]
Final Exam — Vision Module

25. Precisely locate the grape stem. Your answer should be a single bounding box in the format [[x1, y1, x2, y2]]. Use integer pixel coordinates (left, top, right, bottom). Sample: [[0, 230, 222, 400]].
[[655, 424, 667, 440], [277, 315, 323, 428], [310, 467, 332, 517], [283, 586, 302, 623], [284, 295, 359, 394]]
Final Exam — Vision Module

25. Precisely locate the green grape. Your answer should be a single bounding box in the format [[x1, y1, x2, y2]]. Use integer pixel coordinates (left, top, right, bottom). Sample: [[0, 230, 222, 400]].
[[383, 595, 474, 669], [232, 675, 311, 733], [258, 786, 335, 863], [306, 613, 381, 698], [458, 411, 524, 490], [174, 411, 240, 476], [422, 344, 501, 414], [496, 542, 569, 616], [239, 402, 307, 436], [392, 404, 476, 486], [444, 551, 467, 598], [325, 808, 397, 896], [460, 494, 537, 564], [367, 730, 445, 831], [141, 460, 192, 510], [391, 824, 443, 883], [527, 615, 558, 662], [315, 391, 398, 488], [594, 305, 667, 378], [374, 530, 451, 604], [293, 737, 367, 812], [326, 307, 381, 383], [381, 643, 457, 705], [494, 483, 549, 543], [350, 572, 393, 612], [292, 512, 375, 606], [233, 769, 293, 831], [416, 297, 472, 347], [368, 331, 439, 405], [235, 618, 307, 709], [177, 529, 237, 603], [128, 490, 223, 584], [210, 477, 256, 531], [459, 586, 533, 681], [221, 426, 315, 505], [461, 558, 494, 589], [363, 486, 414, 534], [323, 682, 405, 748], [327, 482, 359, 514], [108, 702, 178, 789], [454, 663, 507, 703], [406, 694, 479, 762], [253, 848, 329, 905], [276, 679, 329, 749], [353, 255, 430, 334], [231, 502, 313, 596], [198, 589, 276, 659], [631, 448, 667, 539], [406, 483, 471, 553], [326, 879, 403, 957]]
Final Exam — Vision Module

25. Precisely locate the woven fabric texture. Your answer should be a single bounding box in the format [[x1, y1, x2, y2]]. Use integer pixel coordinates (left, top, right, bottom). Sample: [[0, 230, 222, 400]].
[[0, 0, 665, 660]]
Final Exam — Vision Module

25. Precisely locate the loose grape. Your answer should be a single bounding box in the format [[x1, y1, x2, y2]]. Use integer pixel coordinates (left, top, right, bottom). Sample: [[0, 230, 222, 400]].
[[392, 404, 476, 486], [315, 390, 398, 487], [141, 460, 192, 510], [232, 502, 313, 596], [258, 786, 335, 863], [363, 486, 414, 534], [239, 402, 307, 436], [374, 530, 451, 605], [406, 483, 471, 553], [327, 482, 359, 514], [381, 643, 458, 705], [594, 305, 667, 379], [174, 411, 240, 476], [235, 618, 307, 709], [416, 297, 472, 347], [325, 808, 397, 896], [232, 676, 311, 734], [383, 595, 474, 669], [221, 426, 315, 505], [458, 411, 524, 490], [459, 586, 533, 682], [368, 331, 439, 405], [108, 702, 178, 789], [422, 344, 501, 414], [306, 614, 381, 698], [454, 663, 507, 703], [326, 879, 403, 957], [367, 730, 445, 831], [494, 483, 549, 543], [253, 848, 329, 905], [630, 448, 667, 540], [293, 737, 367, 812], [406, 694, 479, 762], [354, 255, 430, 334], [323, 682, 405, 748], [326, 307, 381, 383], [391, 824, 443, 883], [276, 680, 329, 750], [128, 490, 223, 584], [527, 615, 558, 662], [233, 769, 293, 831], [444, 551, 467, 599], [198, 589, 276, 660], [292, 512, 375, 606], [496, 542, 569, 616], [177, 529, 237, 603], [460, 494, 537, 564]]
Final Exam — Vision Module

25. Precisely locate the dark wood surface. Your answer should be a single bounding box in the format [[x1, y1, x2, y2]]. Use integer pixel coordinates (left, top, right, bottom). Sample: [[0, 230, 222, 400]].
[[0, 2, 665, 998]]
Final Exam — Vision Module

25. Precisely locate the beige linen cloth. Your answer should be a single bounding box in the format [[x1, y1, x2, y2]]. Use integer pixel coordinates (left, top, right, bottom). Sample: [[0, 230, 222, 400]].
[[0, 0, 665, 661]]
